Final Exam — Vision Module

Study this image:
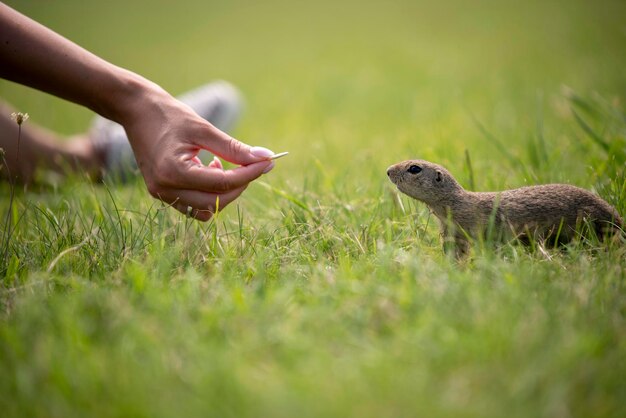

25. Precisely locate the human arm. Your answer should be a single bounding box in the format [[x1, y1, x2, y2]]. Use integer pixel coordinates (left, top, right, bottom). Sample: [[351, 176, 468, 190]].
[[0, 2, 274, 220]]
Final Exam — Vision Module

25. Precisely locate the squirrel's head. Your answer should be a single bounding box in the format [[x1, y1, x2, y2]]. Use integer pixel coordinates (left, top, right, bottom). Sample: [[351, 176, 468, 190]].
[[387, 160, 463, 204]]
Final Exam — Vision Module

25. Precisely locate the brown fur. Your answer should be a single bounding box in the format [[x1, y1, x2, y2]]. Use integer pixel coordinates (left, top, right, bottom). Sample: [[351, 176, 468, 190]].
[[387, 159, 624, 256]]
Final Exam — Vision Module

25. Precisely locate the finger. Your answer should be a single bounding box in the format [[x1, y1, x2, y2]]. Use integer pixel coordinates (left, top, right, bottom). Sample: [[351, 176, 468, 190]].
[[165, 185, 248, 221], [208, 156, 223, 169], [198, 127, 275, 165], [172, 159, 273, 193], [172, 201, 214, 222]]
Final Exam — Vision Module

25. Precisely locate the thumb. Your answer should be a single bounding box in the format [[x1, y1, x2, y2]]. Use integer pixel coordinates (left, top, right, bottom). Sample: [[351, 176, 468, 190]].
[[204, 127, 274, 166]]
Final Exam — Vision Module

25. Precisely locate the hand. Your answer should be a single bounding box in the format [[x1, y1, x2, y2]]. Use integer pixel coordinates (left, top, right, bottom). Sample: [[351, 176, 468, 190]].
[[0, 3, 275, 221], [121, 89, 274, 221]]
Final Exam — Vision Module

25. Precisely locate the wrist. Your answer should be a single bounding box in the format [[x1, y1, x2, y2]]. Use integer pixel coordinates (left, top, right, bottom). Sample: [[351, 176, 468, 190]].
[[92, 65, 171, 127]]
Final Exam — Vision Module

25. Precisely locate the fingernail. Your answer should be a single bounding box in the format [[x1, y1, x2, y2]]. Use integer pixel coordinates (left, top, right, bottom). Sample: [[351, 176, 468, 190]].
[[250, 146, 275, 159], [262, 161, 275, 174]]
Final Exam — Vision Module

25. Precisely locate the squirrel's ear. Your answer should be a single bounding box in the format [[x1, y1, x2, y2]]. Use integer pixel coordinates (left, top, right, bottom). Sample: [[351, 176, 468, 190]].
[[436, 171, 443, 182]]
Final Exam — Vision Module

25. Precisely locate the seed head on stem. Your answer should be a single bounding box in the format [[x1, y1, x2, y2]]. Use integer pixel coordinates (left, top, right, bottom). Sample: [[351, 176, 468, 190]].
[[10, 112, 28, 164], [10, 112, 29, 126]]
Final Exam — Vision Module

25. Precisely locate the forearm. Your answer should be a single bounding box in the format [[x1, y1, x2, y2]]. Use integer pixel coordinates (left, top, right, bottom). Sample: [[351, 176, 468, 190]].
[[0, 3, 275, 219], [0, 2, 165, 125]]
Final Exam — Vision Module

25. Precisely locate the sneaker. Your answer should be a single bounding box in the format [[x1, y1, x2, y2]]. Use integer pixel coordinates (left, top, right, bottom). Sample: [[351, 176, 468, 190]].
[[90, 80, 243, 181]]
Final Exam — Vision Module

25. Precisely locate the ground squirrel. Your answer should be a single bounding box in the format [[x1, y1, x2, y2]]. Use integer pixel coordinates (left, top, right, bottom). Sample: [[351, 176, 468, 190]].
[[387, 159, 624, 256]]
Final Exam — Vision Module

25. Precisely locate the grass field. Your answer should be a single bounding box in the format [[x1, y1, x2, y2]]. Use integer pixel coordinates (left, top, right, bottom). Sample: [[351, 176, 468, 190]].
[[1, 0, 626, 416]]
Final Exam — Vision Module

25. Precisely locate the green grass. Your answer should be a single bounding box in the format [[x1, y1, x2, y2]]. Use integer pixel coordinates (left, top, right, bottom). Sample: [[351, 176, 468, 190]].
[[1, 0, 626, 416]]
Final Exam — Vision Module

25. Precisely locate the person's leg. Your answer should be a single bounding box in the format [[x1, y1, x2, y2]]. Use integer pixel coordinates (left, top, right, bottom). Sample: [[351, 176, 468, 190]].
[[0, 100, 100, 183], [1, 80, 243, 183]]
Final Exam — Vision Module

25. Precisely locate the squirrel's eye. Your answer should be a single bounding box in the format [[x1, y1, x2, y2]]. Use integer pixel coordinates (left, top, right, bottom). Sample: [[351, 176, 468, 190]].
[[407, 165, 422, 174]]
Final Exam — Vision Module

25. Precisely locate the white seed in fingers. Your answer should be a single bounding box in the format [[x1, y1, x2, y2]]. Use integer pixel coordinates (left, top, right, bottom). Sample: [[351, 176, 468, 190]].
[[268, 152, 289, 160]]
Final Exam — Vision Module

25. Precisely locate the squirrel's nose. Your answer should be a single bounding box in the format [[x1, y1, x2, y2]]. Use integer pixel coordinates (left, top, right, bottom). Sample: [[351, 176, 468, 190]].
[[386, 167, 392, 177]]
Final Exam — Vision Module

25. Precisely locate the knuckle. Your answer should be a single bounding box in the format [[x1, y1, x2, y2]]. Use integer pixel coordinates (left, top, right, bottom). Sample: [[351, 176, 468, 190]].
[[228, 138, 246, 157], [213, 172, 231, 193]]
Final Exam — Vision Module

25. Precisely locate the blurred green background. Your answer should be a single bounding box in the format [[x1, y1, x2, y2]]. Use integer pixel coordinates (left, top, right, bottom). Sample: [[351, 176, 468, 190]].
[[3, 0, 625, 187], [1, 1, 625, 417]]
